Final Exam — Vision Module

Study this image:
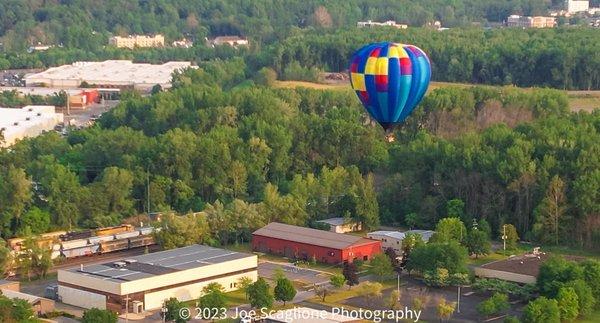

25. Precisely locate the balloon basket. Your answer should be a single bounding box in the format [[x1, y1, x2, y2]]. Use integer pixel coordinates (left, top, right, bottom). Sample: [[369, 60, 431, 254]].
[[385, 130, 395, 143]]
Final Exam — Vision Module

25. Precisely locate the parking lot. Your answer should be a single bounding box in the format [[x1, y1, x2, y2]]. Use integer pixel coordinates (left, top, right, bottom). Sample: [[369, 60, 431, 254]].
[[258, 261, 332, 286]]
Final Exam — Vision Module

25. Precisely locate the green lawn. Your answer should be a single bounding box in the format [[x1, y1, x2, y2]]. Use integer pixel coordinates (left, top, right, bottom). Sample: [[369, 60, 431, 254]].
[[224, 289, 248, 307]]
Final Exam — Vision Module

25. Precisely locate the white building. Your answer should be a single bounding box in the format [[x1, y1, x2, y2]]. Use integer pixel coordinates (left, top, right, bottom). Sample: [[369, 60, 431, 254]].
[[58, 244, 257, 312], [367, 231, 406, 253], [367, 229, 435, 253], [357, 20, 408, 29], [24, 60, 194, 91], [567, 0, 589, 13], [316, 217, 362, 233], [210, 36, 249, 48], [0, 106, 63, 147]]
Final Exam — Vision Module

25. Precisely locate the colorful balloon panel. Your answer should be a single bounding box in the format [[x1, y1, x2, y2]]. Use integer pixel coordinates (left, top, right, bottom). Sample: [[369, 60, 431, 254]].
[[349, 42, 431, 130]]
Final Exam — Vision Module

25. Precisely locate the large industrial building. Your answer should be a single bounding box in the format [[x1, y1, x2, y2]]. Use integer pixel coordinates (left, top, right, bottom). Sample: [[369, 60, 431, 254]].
[[367, 229, 435, 253], [24, 60, 194, 91], [57, 245, 257, 312], [252, 222, 381, 264], [0, 105, 63, 147]]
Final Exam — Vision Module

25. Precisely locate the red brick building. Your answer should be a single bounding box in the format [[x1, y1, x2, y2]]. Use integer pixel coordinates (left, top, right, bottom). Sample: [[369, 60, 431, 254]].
[[252, 222, 381, 264]]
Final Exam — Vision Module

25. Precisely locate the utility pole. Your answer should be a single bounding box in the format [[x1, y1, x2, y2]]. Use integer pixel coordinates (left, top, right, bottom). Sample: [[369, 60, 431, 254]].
[[147, 166, 151, 221], [457, 285, 461, 313], [502, 224, 507, 254], [397, 273, 400, 301]]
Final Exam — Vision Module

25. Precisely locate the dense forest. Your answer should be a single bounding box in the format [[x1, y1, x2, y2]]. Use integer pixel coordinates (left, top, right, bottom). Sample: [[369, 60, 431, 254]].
[[0, 58, 598, 249], [0, 0, 563, 51], [1, 1, 599, 89]]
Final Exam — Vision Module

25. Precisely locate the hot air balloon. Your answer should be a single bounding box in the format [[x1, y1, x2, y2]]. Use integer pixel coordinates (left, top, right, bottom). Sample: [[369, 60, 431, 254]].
[[349, 42, 431, 141]]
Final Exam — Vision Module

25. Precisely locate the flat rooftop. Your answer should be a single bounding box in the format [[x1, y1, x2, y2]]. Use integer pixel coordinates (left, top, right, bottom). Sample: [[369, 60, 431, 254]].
[[480, 253, 586, 277], [68, 244, 253, 283], [368, 231, 406, 240], [253, 222, 378, 250], [316, 217, 358, 226], [25, 60, 194, 86]]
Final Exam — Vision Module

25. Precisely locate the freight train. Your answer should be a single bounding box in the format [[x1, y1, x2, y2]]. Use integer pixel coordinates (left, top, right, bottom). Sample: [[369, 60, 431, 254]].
[[7, 225, 156, 260]]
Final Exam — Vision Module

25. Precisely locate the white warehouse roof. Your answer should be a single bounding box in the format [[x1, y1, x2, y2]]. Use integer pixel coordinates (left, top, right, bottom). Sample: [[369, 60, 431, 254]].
[[0, 105, 63, 147], [25, 60, 194, 90]]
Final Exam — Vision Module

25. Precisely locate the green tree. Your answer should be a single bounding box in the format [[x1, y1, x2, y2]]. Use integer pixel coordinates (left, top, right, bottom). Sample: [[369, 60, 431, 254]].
[[248, 278, 273, 309], [501, 224, 519, 250], [477, 293, 510, 317], [533, 175, 567, 245], [432, 218, 467, 243], [237, 276, 254, 300], [566, 279, 595, 317], [357, 282, 383, 306], [406, 241, 468, 275], [199, 283, 227, 319], [255, 67, 277, 86], [274, 277, 296, 305], [343, 262, 359, 288], [465, 228, 491, 258], [18, 207, 50, 235], [0, 240, 13, 278], [154, 213, 211, 249], [580, 260, 600, 303], [330, 274, 346, 288], [82, 308, 118, 323], [369, 253, 393, 280], [386, 290, 401, 310], [556, 287, 579, 322], [536, 256, 582, 298], [522, 297, 560, 323], [164, 298, 189, 323]]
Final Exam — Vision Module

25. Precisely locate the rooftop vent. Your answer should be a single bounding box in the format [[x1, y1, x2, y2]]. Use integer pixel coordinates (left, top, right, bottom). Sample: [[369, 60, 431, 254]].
[[25, 117, 30, 121], [37, 113, 41, 116], [13, 122, 18, 126]]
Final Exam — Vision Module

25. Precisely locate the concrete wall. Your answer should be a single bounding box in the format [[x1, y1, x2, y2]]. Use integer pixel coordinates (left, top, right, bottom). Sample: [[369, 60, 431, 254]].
[[143, 270, 257, 310], [474, 267, 536, 284], [58, 285, 106, 309]]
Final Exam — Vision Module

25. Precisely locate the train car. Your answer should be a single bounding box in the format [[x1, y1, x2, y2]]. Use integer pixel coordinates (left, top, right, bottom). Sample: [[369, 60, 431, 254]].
[[39, 231, 67, 240], [139, 227, 154, 236], [60, 239, 89, 250], [61, 245, 100, 258], [95, 224, 134, 237], [60, 230, 93, 241], [128, 235, 155, 248], [99, 238, 129, 253], [87, 234, 115, 245], [114, 231, 140, 240]]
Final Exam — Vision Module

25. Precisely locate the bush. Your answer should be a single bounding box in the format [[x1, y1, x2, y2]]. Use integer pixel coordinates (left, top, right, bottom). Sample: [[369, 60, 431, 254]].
[[255, 67, 277, 86], [522, 297, 560, 323], [82, 308, 118, 323], [477, 293, 510, 317]]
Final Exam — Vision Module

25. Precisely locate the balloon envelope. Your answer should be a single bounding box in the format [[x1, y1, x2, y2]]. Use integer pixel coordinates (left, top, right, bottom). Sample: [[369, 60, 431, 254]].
[[349, 42, 431, 130]]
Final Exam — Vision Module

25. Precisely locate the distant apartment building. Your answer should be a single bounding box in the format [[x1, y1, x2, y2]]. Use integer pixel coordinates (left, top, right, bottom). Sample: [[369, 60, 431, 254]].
[[209, 36, 249, 48], [108, 34, 165, 49], [357, 20, 408, 29], [507, 15, 557, 28], [567, 0, 589, 13]]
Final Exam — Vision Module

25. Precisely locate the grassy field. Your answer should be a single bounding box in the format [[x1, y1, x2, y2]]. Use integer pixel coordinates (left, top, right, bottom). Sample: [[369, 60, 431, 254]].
[[274, 80, 600, 112]]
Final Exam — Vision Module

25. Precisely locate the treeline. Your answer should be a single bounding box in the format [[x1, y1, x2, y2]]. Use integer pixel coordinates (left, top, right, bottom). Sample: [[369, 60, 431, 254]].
[[0, 60, 598, 249], [262, 27, 600, 90], [0, 0, 555, 52]]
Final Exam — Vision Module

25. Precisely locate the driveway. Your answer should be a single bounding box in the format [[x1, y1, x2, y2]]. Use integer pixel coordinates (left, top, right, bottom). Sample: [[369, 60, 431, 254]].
[[258, 261, 332, 286]]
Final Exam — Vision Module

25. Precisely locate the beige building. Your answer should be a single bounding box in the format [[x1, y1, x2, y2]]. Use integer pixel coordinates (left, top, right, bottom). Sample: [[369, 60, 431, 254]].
[[507, 15, 556, 28], [316, 218, 362, 233], [109, 34, 165, 49], [57, 245, 257, 313], [24, 60, 194, 91]]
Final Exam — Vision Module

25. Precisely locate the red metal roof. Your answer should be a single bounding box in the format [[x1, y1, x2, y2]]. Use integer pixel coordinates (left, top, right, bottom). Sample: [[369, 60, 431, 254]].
[[252, 222, 377, 250]]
